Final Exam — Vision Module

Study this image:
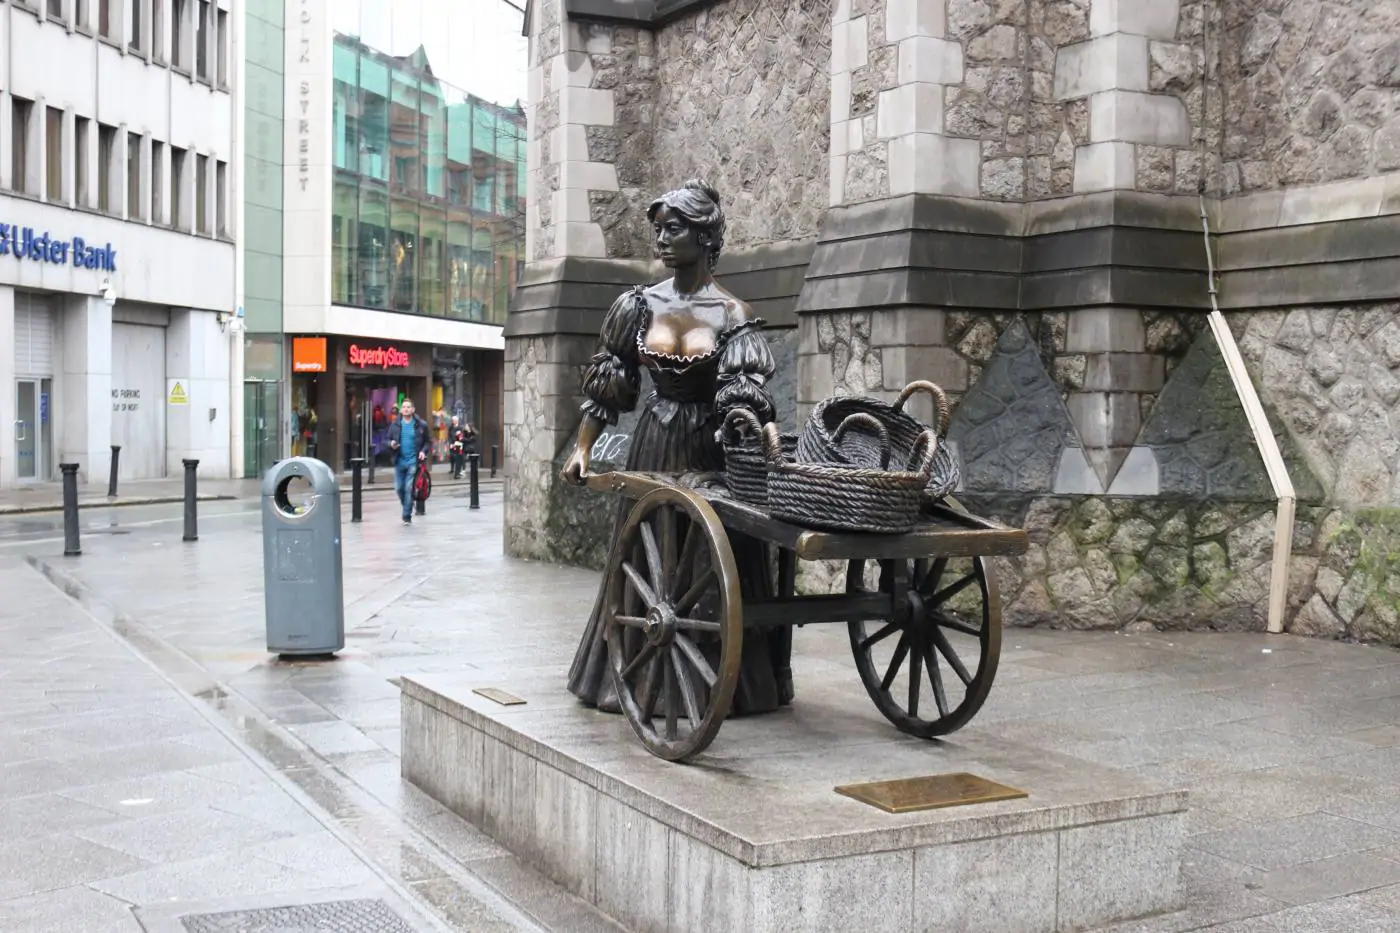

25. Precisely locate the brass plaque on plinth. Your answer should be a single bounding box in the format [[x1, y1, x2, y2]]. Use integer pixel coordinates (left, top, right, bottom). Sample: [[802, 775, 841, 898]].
[[473, 687, 526, 706], [835, 772, 1028, 814]]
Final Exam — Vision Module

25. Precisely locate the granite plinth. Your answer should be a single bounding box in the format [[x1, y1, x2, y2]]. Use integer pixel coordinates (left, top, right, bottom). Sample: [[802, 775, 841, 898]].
[[401, 674, 1187, 933]]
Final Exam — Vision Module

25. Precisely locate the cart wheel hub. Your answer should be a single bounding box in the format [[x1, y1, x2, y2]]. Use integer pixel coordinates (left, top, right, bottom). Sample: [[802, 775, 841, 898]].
[[644, 604, 677, 647], [905, 589, 926, 626]]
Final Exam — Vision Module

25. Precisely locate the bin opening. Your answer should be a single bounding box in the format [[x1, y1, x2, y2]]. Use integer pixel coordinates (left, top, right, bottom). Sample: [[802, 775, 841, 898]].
[[274, 474, 316, 516]]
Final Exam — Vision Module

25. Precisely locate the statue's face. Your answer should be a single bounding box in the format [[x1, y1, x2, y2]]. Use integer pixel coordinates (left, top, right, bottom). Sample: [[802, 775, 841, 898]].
[[653, 206, 703, 269]]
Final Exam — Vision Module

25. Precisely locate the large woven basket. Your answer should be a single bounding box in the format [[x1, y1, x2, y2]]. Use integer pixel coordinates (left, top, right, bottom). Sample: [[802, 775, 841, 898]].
[[764, 414, 936, 534], [797, 380, 960, 500], [719, 408, 794, 507]]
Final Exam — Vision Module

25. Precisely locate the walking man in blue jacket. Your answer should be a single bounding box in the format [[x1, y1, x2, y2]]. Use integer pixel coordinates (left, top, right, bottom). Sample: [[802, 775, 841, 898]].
[[387, 398, 430, 525]]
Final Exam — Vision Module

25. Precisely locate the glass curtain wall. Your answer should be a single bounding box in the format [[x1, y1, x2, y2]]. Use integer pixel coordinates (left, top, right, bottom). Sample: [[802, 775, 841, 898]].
[[330, 33, 526, 326]]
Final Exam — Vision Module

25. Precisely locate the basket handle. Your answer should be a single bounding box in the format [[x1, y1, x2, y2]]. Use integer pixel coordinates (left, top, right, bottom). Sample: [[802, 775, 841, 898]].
[[762, 422, 787, 468], [907, 429, 939, 477], [832, 413, 891, 470], [720, 407, 764, 445], [894, 380, 952, 436]]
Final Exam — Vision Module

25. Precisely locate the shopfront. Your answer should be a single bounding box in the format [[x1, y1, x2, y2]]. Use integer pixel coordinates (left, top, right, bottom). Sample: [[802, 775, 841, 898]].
[[285, 334, 501, 473], [288, 335, 431, 472]]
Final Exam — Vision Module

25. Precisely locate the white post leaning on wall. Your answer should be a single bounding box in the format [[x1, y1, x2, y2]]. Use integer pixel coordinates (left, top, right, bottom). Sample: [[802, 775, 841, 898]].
[[1198, 196, 1295, 635]]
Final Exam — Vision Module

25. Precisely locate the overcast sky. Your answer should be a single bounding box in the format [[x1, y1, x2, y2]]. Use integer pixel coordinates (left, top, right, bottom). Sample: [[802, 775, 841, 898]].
[[331, 0, 529, 109]]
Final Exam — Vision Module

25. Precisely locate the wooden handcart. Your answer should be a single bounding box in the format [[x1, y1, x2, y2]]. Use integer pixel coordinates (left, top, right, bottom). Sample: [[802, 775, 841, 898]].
[[585, 471, 1030, 762]]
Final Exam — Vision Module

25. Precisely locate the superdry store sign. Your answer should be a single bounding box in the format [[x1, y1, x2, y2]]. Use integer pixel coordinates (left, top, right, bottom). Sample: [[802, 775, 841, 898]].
[[0, 225, 118, 271], [348, 344, 411, 369]]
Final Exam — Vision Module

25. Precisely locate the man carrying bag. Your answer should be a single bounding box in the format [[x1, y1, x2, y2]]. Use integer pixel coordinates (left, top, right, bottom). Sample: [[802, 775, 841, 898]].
[[387, 399, 431, 525]]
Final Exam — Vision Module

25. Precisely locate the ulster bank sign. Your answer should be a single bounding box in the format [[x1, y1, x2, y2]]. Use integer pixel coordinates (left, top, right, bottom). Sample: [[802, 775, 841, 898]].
[[0, 224, 118, 271]]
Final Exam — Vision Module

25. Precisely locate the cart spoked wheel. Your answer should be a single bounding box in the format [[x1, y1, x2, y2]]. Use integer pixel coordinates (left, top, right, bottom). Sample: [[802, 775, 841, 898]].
[[846, 510, 1002, 737], [605, 487, 743, 761]]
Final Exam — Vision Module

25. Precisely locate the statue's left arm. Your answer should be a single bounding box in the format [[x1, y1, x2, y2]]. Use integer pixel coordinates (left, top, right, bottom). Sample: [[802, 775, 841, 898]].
[[715, 326, 777, 425]]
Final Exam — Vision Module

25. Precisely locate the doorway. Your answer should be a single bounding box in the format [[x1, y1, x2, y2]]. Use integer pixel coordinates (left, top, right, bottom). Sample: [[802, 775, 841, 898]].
[[15, 378, 53, 482], [242, 380, 281, 479], [346, 376, 406, 469]]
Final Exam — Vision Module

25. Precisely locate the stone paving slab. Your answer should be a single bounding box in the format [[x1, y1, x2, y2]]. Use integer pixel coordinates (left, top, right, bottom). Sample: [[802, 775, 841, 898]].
[[7, 491, 1400, 931], [0, 556, 521, 933]]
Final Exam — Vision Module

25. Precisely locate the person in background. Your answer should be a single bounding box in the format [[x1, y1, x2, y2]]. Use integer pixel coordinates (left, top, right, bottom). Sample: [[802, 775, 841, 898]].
[[449, 416, 467, 479], [387, 399, 430, 525]]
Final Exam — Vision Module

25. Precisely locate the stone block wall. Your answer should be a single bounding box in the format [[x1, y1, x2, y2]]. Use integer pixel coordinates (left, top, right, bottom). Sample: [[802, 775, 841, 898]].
[[514, 0, 1400, 648], [650, 1, 832, 247], [1222, 0, 1400, 192]]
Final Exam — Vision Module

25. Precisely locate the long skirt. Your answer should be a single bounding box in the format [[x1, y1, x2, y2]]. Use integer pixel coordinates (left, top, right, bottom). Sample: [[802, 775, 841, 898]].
[[566, 400, 793, 715]]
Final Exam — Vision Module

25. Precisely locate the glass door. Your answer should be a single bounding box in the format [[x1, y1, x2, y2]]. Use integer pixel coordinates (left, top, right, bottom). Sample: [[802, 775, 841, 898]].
[[15, 380, 41, 481], [242, 380, 282, 479]]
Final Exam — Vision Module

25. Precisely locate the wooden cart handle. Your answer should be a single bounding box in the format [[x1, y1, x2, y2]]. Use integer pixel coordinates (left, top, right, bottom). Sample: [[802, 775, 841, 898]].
[[832, 413, 892, 471], [895, 380, 952, 436]]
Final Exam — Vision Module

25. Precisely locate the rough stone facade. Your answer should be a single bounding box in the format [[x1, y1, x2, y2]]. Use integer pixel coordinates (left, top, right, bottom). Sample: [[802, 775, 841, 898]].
[[1222, 0, 1400, 191], [512, 0, 1400, 649], [650, 2, 832, 248]]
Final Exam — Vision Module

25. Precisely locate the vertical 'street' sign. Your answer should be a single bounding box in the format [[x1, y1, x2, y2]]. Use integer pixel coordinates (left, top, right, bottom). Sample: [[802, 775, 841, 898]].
[[298, 0, 312, 193], [282, 0, 332, 327]]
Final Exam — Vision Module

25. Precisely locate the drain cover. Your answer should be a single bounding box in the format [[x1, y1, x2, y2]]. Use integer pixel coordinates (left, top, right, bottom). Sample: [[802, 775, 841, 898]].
[[180, 898, 416, 932]]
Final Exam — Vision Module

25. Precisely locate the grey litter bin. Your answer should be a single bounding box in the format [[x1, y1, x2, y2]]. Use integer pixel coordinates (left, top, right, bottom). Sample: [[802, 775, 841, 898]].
[[261, 457, 345, 657]]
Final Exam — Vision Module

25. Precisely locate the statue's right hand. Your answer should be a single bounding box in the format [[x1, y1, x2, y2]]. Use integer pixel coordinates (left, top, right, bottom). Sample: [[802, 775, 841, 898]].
[[561, 448, 590, 487]]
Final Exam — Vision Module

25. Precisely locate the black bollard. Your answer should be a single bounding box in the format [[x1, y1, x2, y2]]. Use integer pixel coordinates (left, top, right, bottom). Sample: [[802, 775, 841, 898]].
[[490, 445, 499, 478], [108, 445, 121, 497], [182, 459, 199, 542], [60, 463, 81, 556], [367, 451, 376, 486], [469, 453, 480, 510], [350, 457, 365, 523]]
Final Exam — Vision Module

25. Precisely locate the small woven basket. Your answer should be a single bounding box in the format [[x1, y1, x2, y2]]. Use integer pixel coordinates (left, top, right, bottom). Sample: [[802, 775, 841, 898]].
[[764, 414, 937, 534], [797, 380, 960, 500], [719, 408, 794, 507]]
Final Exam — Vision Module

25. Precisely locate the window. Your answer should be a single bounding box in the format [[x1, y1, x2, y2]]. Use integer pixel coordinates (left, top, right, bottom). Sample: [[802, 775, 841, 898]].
[[77, 0, 88, 28], [75, 117, 91, 206], [170, 145, 186, 228], [48, 0, 64, 20], [127, 132, 143, 218], [152, 0, 164, 60], [99, 0, 113, 39], [46, 107, 63, 201], [195, 154, 208, 233], [10, 98, 33, 194], [215, 160, 227, 236], [195, 0, 209, 80], [172, 0, 186, 68], [98, 124, 116, 211], [216, 9, 227, 86], [130, 0, 144, 52], [151, 140, 164, 222]]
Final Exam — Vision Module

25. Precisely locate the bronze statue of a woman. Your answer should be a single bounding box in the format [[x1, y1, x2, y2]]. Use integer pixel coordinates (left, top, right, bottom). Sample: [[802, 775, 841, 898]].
[[561, 180, 793, 715]]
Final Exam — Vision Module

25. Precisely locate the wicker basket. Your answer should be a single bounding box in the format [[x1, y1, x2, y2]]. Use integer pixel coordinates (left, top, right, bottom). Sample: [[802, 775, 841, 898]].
[[764, 414, 937, 534], [797, 380, 960, 499], [719, 408, 794, 507]]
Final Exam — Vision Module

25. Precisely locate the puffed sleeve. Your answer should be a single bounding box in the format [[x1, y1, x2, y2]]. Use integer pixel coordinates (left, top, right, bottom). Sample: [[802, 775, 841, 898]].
[[579, 288, 644, 425], [714, 324, 777, 425]]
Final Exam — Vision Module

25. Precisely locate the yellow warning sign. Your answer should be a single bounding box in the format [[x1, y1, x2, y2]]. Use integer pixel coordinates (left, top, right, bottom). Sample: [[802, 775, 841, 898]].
[[167, 380, 189, 406]]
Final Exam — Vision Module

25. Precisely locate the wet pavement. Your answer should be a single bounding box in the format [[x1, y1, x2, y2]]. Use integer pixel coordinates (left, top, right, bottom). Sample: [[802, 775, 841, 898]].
[[0, 460, 499, 515], [0, 557, 450, 932], [3, 486, 1400, 931]]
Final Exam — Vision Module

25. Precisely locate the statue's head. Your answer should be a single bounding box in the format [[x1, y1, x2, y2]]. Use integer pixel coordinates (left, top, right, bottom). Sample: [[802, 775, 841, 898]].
[[647, 179, 726, 271]]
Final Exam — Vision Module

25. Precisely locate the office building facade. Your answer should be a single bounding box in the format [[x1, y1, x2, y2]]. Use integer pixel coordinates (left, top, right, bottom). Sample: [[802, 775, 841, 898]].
[[242, 0, 526, 476], [0, 0, 239, 489]]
